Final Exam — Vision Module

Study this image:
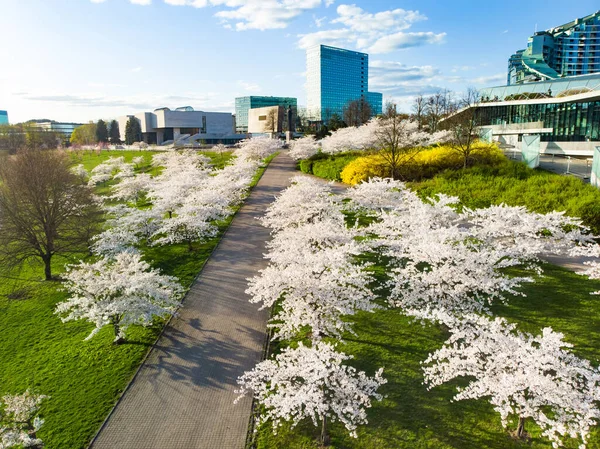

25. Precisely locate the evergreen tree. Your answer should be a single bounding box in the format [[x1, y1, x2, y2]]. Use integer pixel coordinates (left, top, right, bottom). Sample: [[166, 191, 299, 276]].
[[109, 120, 121, 144], [125, 117, 141, 145], [96, 119, 109, 143]]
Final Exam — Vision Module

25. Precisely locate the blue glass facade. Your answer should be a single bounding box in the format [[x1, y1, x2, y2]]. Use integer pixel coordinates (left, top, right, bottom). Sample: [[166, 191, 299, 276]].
[[0, 110, 8, 125], [235, 96, 297, 133], [306, 44, 382, 122], [366, 92, 383, 116], [508, 11, 600, 84]]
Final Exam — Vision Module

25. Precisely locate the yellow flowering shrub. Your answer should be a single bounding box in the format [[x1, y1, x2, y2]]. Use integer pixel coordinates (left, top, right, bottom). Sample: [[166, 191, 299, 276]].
[[341, 154, 389, 185], [340, 143, 504, 185]]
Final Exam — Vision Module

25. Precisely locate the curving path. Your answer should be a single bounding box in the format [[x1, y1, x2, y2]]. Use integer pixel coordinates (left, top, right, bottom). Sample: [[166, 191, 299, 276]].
[[90, 152, 297, 449]]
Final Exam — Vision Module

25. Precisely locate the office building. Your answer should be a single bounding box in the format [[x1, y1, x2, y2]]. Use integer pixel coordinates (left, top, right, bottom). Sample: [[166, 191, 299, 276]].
[[453, 74, 600, 155], [28, 120, 84, 144], [306, 44, 383, 122], [0, 110, 8, 125], [508, 11, 600, 85], [235, 96, 297, 133], [118, 106, 244, 145]]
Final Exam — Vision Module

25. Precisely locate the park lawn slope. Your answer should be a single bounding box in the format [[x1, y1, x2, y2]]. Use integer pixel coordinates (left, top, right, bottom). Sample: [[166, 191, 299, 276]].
[[0, 150, 272, 448], [254, 264, 600, 449]]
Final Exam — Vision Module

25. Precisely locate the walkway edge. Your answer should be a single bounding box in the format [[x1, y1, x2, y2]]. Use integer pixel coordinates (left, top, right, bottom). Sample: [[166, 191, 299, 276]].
[[86, 155, 277, 449]]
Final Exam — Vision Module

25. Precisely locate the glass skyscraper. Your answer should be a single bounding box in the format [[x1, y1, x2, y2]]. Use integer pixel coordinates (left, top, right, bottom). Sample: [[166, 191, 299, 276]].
[[235, 96, 297, 133], [306, 44, 382, 122], [0, 110, 8, 125], [508, 11, 600, 85]]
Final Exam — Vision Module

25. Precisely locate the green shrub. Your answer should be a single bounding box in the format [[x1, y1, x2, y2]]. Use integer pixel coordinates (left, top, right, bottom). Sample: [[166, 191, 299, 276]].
[[310, 153, 362, 181], [299, 159, 314, 174], [412, 159, 600, 234]]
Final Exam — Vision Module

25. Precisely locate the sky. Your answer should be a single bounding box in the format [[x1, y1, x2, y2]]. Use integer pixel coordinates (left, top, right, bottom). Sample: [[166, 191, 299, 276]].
[[0, 0, 598, 124]]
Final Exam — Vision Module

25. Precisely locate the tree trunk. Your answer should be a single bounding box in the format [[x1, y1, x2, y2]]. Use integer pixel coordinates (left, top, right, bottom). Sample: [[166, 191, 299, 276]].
[[320, 416, 330, 447], [516, 416, 525, 438], [43, 256, 52, 281], [113, 321, 125, 344], [188, 240, 194, 252]]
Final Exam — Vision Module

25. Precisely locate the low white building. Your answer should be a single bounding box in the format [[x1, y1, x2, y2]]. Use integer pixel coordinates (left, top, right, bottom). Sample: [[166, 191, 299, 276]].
[[118, 106, 244, 145]]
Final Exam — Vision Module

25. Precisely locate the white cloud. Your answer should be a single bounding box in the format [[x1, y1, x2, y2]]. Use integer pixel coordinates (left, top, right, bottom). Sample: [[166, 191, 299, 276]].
[[298, 28, 355, 49], [16, 91, 223, 113], [214, 0, 321, 31], [332, 4, 426, 33], [130, 67, 143, 72], [469, 73, 506, 85], [237, 80, 261, 92], [314, 15, 326, 28], [367, 60, 475, 105], [324, 0, 334, 6], [130, 0, 152, 5], [298, 4, 445, 54], [90, 0, 107, 3], [163, 0, 208, 6], [367, 31, 446, 54]]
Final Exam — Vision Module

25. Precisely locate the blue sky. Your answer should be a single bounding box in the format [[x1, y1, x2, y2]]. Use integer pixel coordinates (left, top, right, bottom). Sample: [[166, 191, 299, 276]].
[[0, 0, 597, 123]]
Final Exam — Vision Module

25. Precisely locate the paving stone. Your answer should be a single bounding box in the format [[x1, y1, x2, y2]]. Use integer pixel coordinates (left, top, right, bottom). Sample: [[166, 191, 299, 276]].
[[90, 152, 297, 449]]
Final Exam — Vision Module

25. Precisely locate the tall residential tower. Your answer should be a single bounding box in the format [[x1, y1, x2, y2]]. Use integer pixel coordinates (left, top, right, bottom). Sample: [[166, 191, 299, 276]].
[[0, 110, 8, 125], [306, 44, 382, 122], [508, 11, 600, 85]]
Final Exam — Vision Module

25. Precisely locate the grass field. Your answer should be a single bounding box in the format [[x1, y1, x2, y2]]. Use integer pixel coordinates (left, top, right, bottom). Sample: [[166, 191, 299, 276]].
[[253, 156, 600, 448], [0, 149, 271, 448], [254, 263, 600, 449]]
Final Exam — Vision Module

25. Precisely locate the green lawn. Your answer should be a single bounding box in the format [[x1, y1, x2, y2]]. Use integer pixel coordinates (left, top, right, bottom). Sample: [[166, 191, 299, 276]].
[[254, 264, 600, 449], [0, 150, 270, 448], [253, 158, 600, 448]]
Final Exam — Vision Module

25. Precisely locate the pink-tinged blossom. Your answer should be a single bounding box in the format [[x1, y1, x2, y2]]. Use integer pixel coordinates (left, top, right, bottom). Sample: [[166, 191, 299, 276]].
[[56, 251, 183, 342], [235, 342, 386, 438], [423, 315, 600, 449]]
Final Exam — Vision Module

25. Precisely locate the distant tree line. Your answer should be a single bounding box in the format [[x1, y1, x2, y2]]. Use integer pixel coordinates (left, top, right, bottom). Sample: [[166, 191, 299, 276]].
[[70, 119, 121, 146]]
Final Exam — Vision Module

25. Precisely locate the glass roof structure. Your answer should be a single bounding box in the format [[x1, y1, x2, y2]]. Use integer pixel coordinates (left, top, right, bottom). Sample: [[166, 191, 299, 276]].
[[479, 73, 600, 102]]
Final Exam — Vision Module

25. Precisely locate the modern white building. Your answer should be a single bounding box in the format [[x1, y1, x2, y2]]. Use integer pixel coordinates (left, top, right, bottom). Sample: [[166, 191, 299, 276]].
[[448, 74, 600, 156], [118, 106, 244, 145]]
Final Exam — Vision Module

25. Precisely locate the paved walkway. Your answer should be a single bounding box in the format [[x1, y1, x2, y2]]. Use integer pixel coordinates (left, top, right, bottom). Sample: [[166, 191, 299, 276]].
[[90, 153, 297, 449]]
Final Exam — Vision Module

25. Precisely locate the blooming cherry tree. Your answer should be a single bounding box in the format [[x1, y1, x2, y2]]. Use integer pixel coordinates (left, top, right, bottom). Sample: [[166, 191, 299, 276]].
[[288, 136, 319, 160], [0, 391, 47, 449], [235, 342, 386, 444], [234, 137, 282, 161], [423, 314, 600, 449], [110, 173, 152, 202], [320, 120, 379, 154], [56, 251, 183, 343], [261, 176, 342, 232], [70, 164, 89, 181]]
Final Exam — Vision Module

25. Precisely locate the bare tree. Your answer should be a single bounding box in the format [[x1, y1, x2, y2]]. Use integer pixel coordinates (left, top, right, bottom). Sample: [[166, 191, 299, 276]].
[[0, 150, 102, 280], [376, 102, 421, 180], [412, 95, 427, 130], [424, 89, 457, 132], [0, 125, 26, 154], [343, 97, 372, 127], [263, 108, 279, 134], [443, 87, 481, 168]]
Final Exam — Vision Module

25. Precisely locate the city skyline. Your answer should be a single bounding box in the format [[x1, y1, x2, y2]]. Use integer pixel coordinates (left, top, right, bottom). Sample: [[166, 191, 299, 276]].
[[1, 0, 598, 123]]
